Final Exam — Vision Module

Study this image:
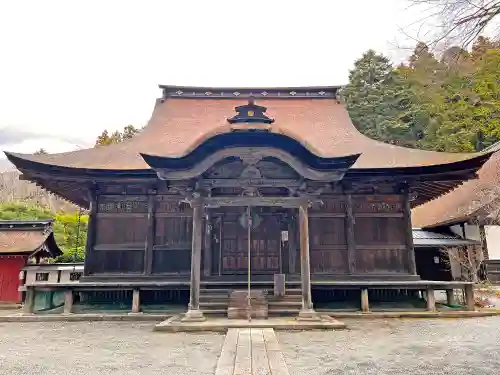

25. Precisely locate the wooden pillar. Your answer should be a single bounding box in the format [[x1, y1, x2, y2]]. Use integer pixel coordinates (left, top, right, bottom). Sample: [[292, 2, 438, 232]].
[[464, 284, 475, 311], [183, 197, 205, 321], [426, 288, 436, 311], [83, 186, 97, 276], [346, 194, 356, 274], [446, 289, 456, 305], [23, 287, 35, 314], [131, 289, 141, 313], [203, 210, 212, 277], [288, 210, 297, 274], [403, 189, 417, 275], [297, 202, 319, 320], [63, 290, 73, 314], [144, 190, 156, 275]]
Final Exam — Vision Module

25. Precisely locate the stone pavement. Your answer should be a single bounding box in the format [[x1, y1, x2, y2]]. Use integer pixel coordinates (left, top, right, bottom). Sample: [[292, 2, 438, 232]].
[[154, 315, 345, 332], [215, 328, 289, 375]]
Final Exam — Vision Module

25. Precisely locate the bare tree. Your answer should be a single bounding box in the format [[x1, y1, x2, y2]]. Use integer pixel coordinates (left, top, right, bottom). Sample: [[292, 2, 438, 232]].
[[407, 0, 500, 48], [441, 245, 484, 282], [0, 170, 78, 213]]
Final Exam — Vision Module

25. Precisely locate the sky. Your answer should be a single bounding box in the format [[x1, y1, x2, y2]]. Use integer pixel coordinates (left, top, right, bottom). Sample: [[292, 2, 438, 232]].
[[0, 0, 422, 164]]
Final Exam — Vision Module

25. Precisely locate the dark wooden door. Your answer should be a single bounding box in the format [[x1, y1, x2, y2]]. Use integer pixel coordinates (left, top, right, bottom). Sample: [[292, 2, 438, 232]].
[[220, 209, 281, 274]]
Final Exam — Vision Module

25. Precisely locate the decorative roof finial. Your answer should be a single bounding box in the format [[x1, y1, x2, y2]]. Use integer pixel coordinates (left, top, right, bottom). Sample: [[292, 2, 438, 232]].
[[227, 97, 274, 125]]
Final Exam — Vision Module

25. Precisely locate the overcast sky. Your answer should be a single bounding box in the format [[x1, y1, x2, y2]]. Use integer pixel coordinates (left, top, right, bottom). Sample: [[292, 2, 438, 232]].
[[0, 0, 420, 159]]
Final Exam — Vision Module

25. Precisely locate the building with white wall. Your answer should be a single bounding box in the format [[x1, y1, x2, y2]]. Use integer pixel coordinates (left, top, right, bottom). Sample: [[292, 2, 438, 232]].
[[412, 141, 500, 282]]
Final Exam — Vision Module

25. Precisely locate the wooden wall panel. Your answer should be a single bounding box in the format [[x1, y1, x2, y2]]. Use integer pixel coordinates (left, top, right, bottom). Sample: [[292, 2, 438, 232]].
[[90, 250, 144, 274], [95, 217, 148, 247], [310, 249, 348, 273], [150, 195, 194, 274], [354, 218, 406, 246], [355, 249, 407, 273], [152, 250, 191, 274], [309, 213, 348, 273], [309, 217, 347, 247], [154, 217, 192, 249]]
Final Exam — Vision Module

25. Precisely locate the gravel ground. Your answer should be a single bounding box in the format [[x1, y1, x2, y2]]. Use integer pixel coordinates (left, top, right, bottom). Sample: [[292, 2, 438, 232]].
[[1, 317, 499, 375], [0, 322, 224, 375], [278, 316, 500, 375]]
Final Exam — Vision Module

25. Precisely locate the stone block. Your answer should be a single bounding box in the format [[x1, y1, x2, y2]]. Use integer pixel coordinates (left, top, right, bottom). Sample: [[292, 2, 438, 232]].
[[274, 274, 286, 297]]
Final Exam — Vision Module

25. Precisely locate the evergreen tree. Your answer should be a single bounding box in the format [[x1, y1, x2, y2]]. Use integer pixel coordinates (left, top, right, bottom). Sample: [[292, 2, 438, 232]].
[[95, 125, 141, 147], [343, 50, 418, 147], [345, 42, 500, 153]]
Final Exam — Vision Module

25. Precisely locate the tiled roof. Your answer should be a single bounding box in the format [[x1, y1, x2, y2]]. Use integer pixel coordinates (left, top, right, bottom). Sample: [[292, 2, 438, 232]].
[[0, 220, 62, 256], [0, 231, 49, 254], [412, 144, 500, 228], [412, 228, 480, 247], [4, 86, 485, 170]]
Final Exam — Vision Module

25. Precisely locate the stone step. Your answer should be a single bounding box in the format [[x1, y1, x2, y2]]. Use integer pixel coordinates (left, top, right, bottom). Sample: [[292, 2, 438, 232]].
[[199, 295, 231, 301], [280, 288, 302, 295], [201, 309, 227, 315], [199, 288, 231, 295], [268, 295, 302, 302], [268, 301, 302, 307], [200, 301, 229, 308], [268, 309, 301, 316]]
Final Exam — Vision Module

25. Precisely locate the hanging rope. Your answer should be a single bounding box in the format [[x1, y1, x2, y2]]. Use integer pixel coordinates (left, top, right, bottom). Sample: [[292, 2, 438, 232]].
[[73, 207, 83, 262]]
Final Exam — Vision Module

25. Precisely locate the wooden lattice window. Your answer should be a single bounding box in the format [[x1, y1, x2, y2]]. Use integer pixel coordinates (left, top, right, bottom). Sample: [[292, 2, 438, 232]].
[[70, 272, 82, 281], [35, 273, 49, 281]]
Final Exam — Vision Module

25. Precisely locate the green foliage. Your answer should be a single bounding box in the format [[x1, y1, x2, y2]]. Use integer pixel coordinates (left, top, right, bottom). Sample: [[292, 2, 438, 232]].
[[52, 212, 88, 263], [343, 50, 424, 148], [345, 39, 500, 152], [0, 202, 53, 220], [0, 202, 88, 263], [95, 125, 142, 146]]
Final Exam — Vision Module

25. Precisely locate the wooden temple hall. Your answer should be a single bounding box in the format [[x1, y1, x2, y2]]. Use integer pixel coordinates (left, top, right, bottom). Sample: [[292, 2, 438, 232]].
[[5, 86, 493, 318]]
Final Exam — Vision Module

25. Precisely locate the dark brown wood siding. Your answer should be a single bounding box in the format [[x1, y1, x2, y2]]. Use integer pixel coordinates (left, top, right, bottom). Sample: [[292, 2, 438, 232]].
[[90, 194, 149, 274], [308, 197, 348, 273], [89, 250, 144, 274], [152, 196, 192, 274], [352, 195, 408, 274]]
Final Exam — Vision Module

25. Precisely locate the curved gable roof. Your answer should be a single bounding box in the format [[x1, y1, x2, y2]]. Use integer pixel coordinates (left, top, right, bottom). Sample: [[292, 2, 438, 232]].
[[4, 86, 485, 171]]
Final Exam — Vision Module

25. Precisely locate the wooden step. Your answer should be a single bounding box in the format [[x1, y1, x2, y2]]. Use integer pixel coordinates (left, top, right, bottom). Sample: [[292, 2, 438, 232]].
[[268, 295, 302, 302], [199, 288, 231, 295], [200, 302, 229, 309], [281, 288, 302, 295], [199, 294, 231, 301], [268, 309, 301, 316], [268, 301, 302, 307], [201, 309, 227, 315]]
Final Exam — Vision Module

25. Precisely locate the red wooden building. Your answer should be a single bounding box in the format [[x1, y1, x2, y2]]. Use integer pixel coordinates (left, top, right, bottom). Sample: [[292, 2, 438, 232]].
[[0, 220, 62, 303]]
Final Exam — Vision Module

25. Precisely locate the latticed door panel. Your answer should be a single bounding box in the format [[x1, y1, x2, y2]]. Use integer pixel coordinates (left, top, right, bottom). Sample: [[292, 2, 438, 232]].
[[221, 211, 281, 274]]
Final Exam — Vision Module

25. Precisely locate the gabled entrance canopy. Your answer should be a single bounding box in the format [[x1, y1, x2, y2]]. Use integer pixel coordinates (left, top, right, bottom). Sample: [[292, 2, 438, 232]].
[[141, 131, 361, 181]]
